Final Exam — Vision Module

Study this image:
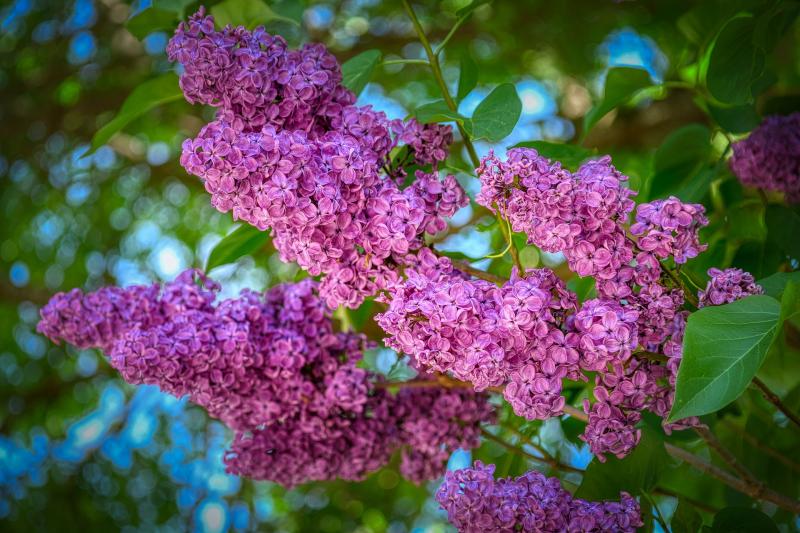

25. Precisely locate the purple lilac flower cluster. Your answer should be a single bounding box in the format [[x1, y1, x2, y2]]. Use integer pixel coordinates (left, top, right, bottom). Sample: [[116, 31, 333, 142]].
[[730, 113, 800, 203], [698, 267, 764, 307], [169, 9, 466, 309], [435, 461, 642, 533], [38, 270, 493, 486], [377, 248, 580, 421], [378, 149, 715, 460]]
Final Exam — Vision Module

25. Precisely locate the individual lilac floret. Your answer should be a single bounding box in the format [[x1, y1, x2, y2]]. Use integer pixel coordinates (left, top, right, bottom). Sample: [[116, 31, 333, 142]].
[[397, 119, 453, 169], [698, 267, 764, 307], [630, 197, 708, 264], [730, 112, 800, 203], [435, 461, 642, 532]]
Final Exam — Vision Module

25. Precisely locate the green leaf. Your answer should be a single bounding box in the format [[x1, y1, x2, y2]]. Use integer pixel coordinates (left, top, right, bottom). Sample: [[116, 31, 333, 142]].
[[780, 281, 800, 323], [582, 67, 652, 137], [758, 271, 800, 299], [88, 73, 183, 155], [669, 295, 782, 422], [456, 0, 492, 17], [510, 141, 596, 171], [649, 124, 712, 201], [465, 83, 521, 142], [728, 200, 766, 243], [414, 100, 466, 124], [457, 52, 478, 101], [566, 276, 596, 303], [765, 205, 800, 260], [711, 507, 778, 533], [707, 102, 761, 134], [671, 499, 703, 533], [205, 224, 272, 271], [576, 427, 669, 500], [126, 4, 179, 40], [706, 15, 765, 105], [211, 0, 298, 30], [341, 49, 381, 96]]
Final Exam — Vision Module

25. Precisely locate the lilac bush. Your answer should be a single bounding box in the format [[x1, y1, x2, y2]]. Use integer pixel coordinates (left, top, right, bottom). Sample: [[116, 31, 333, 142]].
[[31, 4, 800, 531]]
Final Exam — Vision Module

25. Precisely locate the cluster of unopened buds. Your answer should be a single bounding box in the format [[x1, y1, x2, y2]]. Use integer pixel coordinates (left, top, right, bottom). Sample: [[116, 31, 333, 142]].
[[34, 8, 780, 532]]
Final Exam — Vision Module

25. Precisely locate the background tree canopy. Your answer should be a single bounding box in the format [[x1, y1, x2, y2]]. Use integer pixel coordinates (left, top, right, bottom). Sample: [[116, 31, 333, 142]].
[[1, 0, 799, 531]]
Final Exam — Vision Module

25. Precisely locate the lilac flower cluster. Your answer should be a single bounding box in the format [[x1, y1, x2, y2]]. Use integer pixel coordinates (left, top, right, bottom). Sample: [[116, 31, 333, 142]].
[[378, 149, 715, 460], [630, 197, 708, 264], [38, 270, 493, 487], [477, 150, 636, 279], [698, 267, 764, 307], [730, 113, 800, 203], [377, 248, 580, 421], [435, 461, 642, 533], [170, 9, 466, 308]]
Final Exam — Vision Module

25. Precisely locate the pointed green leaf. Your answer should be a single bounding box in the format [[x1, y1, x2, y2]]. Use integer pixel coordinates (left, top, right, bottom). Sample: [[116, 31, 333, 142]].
[[88, 73, 183, 155], [576, 427, 669, 500], [414, 100, 466, 124], [669, 295, 782, 422], [582, 67, 652, 137], [510, 141, 596, 171], [457, 52, 478, 101], [707, 102, 760, 134], [711, 507, 778, 533], [206, 224, 272, 271], [126, 5, 179, 40], [649, 124, 711, 201], [211, 0, 298, 30], [706, 15, 765, 105], [758, 271, 800, 299], [671, 499, 703, 533], [765, 204, 800, 260], [466, 83, 521, 142], [341, 49, 381, 96]]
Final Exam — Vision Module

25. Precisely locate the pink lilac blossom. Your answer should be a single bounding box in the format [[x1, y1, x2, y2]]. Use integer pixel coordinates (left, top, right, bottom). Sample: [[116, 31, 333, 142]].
[[38, 269, 493, 486], [169, 9, 466, 309], [435, 461, 642, 533], [729, 113, 800, 203], [377, 249, 580, 420], [630, 197, 708, 264], [698, 267, 764, 307], [377, 149, 717, 460]]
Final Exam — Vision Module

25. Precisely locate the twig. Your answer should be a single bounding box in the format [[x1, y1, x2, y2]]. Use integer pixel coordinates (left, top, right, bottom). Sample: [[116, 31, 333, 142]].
[[433, 14, 469, 56], [752, 377, 800, 429], [500, 424, 584, 474], [480, 428, 583, 475], [381, 58, 429, 67], [721, 419, 800, 472], [662, 443, 800, 514], [694, 426, 761, 488], [402, 0, 481, 168]]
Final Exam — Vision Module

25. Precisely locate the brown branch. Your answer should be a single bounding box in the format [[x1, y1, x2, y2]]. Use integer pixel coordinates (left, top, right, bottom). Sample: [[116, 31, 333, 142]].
[[662, 443, 800, 514], [722, 419, 800, 473], [752, 377, 800, 430], [693, 426, 762, 488]]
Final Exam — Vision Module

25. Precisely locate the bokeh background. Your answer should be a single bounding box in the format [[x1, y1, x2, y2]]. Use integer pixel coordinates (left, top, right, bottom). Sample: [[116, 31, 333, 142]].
[[1, 0, 797, 531]]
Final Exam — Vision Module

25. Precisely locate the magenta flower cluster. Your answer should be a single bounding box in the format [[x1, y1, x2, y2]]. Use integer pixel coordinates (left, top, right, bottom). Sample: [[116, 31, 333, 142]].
[[435, 461, 642, 533], [730, 113, 800, 203], [169, 8, 467, 309], [698, 267, 764, 307], [377, 248, 580, 421], [378, 149, 716, 460], [38, 270, 492, 487]]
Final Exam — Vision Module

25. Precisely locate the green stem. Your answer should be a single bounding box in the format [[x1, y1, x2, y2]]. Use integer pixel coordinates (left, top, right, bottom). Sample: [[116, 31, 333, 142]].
[[642, 492, 671, 533], [381, 59, 430, 67], [402, 0, 481, 168], [434, 15, 468, 56]]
